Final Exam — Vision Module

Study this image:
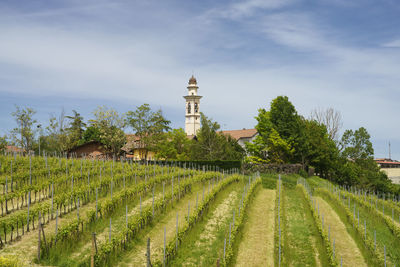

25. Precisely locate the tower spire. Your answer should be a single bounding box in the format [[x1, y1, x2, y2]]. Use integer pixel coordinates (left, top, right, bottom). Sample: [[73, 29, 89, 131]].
[[183, 75, 202, 136]]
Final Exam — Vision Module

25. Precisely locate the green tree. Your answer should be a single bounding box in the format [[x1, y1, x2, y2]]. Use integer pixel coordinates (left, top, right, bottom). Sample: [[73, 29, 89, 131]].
[[90, 106, 126, 156], [246, 100, 296, 163], [81, 126, 101, 144], [66, 110, 86, 148], [269, 96, 300, 141], [340, 127, 374, 161], [126, 104, 171, 159], [10, 106, 37, 152], [301, 119, 338, 178], [0, 136, 7, 153], [191, 113, 244, 160], [154, 128, 191, 160]]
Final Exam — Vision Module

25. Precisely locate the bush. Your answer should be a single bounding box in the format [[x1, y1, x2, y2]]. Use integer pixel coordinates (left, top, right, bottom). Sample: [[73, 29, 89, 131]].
[[299, 169, 308, 178]]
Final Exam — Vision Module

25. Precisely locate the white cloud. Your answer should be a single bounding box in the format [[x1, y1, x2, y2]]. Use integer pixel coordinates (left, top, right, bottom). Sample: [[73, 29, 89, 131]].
[[204, 0, 295, 20], [382, 39, 400, 48]]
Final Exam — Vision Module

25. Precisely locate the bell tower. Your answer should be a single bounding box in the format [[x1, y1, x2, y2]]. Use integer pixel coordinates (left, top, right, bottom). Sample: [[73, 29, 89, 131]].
[[184, 75, 202, 136]]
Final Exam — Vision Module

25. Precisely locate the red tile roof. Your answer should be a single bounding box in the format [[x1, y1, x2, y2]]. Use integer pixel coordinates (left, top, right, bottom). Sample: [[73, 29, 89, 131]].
[[220, 129, 258, 140]]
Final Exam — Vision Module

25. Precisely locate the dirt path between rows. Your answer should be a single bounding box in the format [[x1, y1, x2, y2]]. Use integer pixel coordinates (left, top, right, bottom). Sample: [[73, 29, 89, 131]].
[[235, 188, 275, 267], [315, 197, 367, 267]]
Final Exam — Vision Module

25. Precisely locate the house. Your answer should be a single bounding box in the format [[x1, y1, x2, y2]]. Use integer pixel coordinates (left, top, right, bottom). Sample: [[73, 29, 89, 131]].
[[122, 134, 156, 160], [375, 158, 400, 184], [221, 128, 258, 149], [6, 145, 24, 154], [68, 141, 107, 159]]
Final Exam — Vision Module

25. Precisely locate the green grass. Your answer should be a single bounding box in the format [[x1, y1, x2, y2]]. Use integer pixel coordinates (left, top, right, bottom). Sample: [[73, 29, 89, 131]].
[[317, 191, 383, 266], [167, 181, 244, 266], [283, 187, 329, 267], [349, 195, 400, 265]]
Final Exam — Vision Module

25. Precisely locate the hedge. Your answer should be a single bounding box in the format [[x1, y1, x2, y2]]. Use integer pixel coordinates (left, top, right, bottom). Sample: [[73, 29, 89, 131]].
[[143, 160, 241, 171]]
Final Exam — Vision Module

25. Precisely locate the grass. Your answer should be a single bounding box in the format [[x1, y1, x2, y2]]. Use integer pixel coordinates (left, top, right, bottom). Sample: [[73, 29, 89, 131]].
[[167, 180, 244, 266], [233, 186, 275, 267], [283, 187, 329, 267], [347, 195, 400, 265], [314, 196, 367, 266]]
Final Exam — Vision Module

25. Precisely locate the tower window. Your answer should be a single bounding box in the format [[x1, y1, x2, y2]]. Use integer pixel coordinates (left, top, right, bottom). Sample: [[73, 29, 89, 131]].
[[194, 103, 198, 113], [187, 102, 191, 114]]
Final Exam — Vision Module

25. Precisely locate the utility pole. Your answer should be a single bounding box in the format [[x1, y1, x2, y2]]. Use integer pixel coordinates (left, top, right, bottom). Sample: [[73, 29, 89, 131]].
[[389, 141, 391, 160]]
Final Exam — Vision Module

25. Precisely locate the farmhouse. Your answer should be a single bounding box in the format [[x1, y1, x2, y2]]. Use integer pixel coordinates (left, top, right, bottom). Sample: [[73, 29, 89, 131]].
[[68, 141, 107, 158]]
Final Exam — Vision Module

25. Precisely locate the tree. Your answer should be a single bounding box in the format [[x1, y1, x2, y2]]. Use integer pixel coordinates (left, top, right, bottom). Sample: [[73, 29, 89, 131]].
[[45, 109, 70, 153], [10, 106, 37, 152], [0, 136, 7, 153], [301, 119, 338, 178], [340, 127, 374, 161], [90, 106, 126, 156], [246, 97, 298, 163], [81, 126, 101, 144], [269, 96, 300, 141], [191, 113, 244, 160], [126, 104, 171, 159], [66, 110, 86, 148], [310, 107, 343, 143], [154, 129, 191, 160]]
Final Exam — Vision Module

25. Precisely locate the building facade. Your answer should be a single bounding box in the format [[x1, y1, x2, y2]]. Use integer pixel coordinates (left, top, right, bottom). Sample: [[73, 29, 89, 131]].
[[184, 75, 202, 136]]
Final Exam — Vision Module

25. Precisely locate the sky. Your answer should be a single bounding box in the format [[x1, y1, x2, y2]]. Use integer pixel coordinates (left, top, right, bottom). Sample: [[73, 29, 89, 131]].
[[0, 0, 399, 159]]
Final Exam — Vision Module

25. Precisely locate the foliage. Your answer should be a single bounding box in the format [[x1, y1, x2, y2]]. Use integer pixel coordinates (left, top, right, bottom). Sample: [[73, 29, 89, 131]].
[[0, 256, 20, 267], [0, 136, 7, 153], [191, 113, 245, 161], [247, 96, 391, 194], [81, 126, 101, 144], [154, 128, 191, 160], [340, 127, 374, 161], [90, 106, 126, 156], [10, 106, 37, 152], [65, 110, 86, 149], [126, 104, 171, 159]]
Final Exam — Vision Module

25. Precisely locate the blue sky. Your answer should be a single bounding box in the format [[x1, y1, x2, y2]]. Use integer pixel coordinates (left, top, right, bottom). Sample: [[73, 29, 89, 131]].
[[0, 0, 399, 159]]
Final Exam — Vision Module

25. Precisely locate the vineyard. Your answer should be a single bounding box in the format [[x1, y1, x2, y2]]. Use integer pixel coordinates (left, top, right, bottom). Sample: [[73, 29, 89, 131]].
[[0, 154, 399, 266]]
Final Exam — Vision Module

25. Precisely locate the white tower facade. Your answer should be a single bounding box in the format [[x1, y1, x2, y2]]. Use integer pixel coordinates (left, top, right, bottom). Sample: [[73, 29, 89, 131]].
[[184, 75, 202, 136]]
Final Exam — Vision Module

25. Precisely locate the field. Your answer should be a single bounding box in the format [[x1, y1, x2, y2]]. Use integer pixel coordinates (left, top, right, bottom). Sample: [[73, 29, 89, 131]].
[[0, 154, 399, 266]]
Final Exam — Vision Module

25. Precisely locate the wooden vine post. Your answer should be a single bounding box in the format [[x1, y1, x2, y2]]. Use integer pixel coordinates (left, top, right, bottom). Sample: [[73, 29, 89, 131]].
[[146, 237, 152, 267], [37, 211, 41, 261]]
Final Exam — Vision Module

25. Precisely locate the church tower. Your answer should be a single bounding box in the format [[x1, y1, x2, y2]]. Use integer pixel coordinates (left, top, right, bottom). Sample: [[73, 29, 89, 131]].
[[184, 75, 202, 136]]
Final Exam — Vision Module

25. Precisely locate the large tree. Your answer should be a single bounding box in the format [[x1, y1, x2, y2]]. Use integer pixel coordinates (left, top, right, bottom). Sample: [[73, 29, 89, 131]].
[[126, 104, 171, 159], [340, 127, 374, 161], [10, 106, 37, 152]]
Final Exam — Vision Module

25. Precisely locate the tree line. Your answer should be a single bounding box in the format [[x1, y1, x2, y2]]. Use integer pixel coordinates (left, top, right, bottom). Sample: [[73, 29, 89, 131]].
[[0, 104, 244, 161]]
